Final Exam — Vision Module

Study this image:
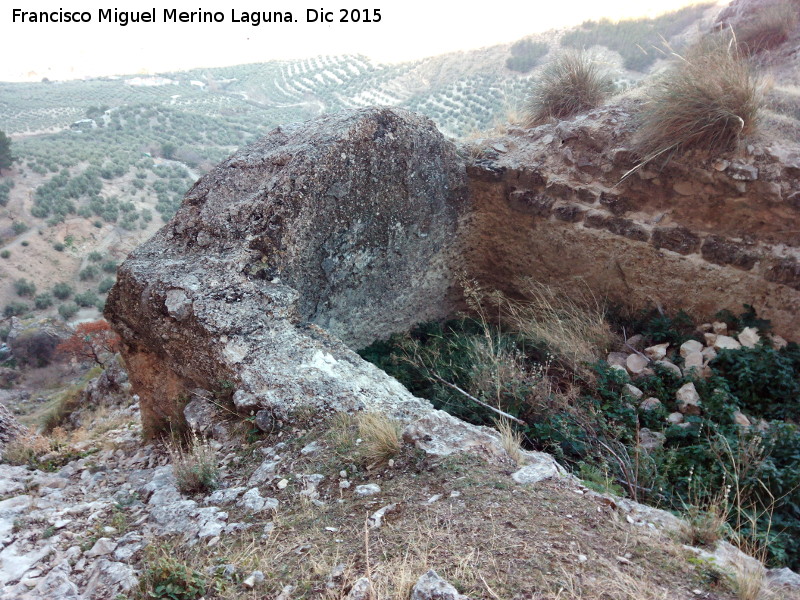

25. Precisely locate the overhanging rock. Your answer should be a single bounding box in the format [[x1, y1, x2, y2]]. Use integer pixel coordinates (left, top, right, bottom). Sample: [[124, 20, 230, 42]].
[[105, 108, 468, 435]]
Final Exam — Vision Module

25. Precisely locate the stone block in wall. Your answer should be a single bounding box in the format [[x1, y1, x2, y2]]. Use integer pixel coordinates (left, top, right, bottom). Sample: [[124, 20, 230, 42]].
[[585, 212, 649, 242], [553, 204, 587, 223], [701, 236, 758, 270], [508, 190, 554, 217], [467, 160, 505, 181], [575, 187, 598, 203], [766, 258, 800, 291], [652, 226, 701, 255], [546, 181, 574, 200], [600, 192, 632, 215]]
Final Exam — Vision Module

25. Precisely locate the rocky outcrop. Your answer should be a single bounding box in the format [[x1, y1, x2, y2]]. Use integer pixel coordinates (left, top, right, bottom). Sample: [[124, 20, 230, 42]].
[[6, 318, 71, 368], [465, 103, 800, 339], [0, 403, 26, 452], [106, 108, 467, 435]]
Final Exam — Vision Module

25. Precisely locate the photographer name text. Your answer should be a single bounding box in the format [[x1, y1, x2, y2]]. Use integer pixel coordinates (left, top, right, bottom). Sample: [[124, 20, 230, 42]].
[[11, 7, 382, 26]]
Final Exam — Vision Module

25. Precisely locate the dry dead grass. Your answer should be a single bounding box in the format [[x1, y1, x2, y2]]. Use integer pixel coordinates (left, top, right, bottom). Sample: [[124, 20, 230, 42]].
[[505, 279, 617, 374], [132, 421, 744, 600], [168, 431, 219, 494], [494, 417, 524, 464], [523, 50, 614, 126], [356, 412, 402, 467], [631, 33, 764, 171]]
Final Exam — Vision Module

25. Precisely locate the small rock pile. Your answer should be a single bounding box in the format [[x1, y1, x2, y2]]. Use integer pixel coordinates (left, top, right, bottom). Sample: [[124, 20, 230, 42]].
[[606, 322, 787, 453]]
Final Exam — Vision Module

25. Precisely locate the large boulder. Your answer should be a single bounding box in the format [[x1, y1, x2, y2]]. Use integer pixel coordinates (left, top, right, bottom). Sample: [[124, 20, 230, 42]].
[[106, 108, 467, 435]]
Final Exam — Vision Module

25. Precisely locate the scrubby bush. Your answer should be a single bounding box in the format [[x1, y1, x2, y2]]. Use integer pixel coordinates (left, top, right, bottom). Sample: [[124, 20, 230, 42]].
[[13, 278, 36, 297], [34, 293, 53, 310], [169, 433, 219, 495], [87, 251, 103, 262], [101, 260, 118, 273], [633, 34, 763, 167], [52, 282, 73, 300], [58, 302, 79, 320], [79, 266, 98, 281], [74, 291, 100, 308], [11, 222, 28, 235], [53, 242, 65, 252], [0, 250, 9, 259], [4, 302, 29, 317], [523, 50, 613, 126]]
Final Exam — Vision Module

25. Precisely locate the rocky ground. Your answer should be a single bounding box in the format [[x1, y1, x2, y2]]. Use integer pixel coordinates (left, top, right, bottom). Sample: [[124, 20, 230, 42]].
[[1, 373, 799, 600]]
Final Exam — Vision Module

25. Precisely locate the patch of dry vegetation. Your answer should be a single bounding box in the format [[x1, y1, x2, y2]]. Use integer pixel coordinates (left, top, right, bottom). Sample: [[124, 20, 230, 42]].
[[523, 50, 613, 126], [505, 279, 617, 374], [169, 432, 219, 494], [135, 425, 745, 600], [632, 34, 764, 169]]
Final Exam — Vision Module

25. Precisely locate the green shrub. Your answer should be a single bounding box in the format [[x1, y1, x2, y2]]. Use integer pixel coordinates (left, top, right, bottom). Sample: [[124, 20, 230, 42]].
[[79, 266, 98, 281], [13, 278, 36, 297], [632, 34, 763, 167], [34, 294, 53, 310], [101, 260, 118, 273], [12, 222, 28, 235], [0, 250, 9, 259], [52, 282, 73, 300], [53, 242, 65, 252], [523, 50, 613, 126], [98, 278, 115, 294], [4, 302, 29, 317], [74, 291, 99, 308], [58, 302, 79, 320], [360, 304, 800, 569], [87, 251, 103, 262]]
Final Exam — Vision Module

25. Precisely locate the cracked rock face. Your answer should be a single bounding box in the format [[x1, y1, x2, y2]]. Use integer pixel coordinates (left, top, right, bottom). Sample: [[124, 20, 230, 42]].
[[106, 108, 467, 435]]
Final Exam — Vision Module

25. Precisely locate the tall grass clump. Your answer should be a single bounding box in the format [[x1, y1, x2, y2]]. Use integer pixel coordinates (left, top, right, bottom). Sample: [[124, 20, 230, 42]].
[[505, 279, 617, 374], [523, 50, 613, 126], [169, 432, 219, 495], [632, 34, 764, 169]]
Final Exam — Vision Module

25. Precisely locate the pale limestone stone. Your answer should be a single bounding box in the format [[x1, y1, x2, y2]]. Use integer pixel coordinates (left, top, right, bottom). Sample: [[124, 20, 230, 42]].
[[714, 335, 741, 351], [676, 382, 702, 415], [680, 339, 703, 357], [644, 343, 669, 360], [737, 327, 760, 348], [626, 353, 649, 375]]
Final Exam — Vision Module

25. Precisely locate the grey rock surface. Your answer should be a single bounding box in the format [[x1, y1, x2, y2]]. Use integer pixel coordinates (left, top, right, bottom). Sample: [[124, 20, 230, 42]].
[[106, 107, 467, 434]]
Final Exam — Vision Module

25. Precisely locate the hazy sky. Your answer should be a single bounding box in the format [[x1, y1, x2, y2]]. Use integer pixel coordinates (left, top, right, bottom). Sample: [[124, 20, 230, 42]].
[[2, 0, 715, 81]]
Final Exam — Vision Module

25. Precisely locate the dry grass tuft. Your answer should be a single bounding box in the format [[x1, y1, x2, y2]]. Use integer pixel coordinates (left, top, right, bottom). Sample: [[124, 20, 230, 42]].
[[505, 279, 617, 373], [726, 559, 769, 600], [356, 412, 402, 466], [494, 418, 524, 464], [523, 50, 613, 126], [168, 432, 219, 495], [733, 0, 799, 54], [631, 34, 764, 170]]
